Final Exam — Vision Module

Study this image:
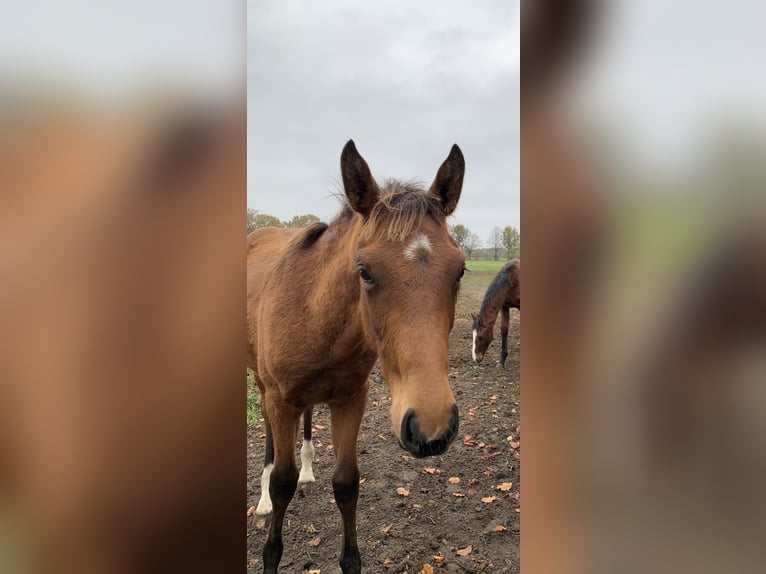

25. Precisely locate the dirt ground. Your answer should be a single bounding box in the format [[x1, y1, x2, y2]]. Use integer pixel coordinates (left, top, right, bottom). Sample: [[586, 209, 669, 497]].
[[247, 269, 520, 573]]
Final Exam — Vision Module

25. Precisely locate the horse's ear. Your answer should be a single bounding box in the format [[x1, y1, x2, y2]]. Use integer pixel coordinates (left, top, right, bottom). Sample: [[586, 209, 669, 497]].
[[429, 144, 464, 216], [341, 140, 380, 217]]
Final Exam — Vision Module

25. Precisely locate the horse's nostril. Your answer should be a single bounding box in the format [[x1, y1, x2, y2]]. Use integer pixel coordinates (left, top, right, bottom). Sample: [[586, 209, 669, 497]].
[[401, 408, 418, 448]]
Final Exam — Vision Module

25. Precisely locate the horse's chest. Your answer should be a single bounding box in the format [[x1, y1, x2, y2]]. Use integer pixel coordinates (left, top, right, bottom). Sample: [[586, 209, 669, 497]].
[[261, 338, 375, 407], [275, 364, 372, 408]]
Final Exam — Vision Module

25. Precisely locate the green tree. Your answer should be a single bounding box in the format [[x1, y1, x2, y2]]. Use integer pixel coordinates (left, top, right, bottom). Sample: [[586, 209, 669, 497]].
[[247, 209, 258, 233], [248, 211, 283, 232], [283, 214, 320, 229], [449, 224, 469, 252], [502, 225, 520, 259]]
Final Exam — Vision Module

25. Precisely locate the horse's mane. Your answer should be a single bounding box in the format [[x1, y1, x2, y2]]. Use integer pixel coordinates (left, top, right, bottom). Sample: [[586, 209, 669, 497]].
[[288, 221, 329, 250], [478, 260, 519, 323], [359, 180, 445, 242], [286, 179, 444, 250]]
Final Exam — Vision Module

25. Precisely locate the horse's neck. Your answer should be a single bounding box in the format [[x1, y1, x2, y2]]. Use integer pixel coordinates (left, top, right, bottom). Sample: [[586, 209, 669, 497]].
[[479, 293, 503, 328], [310, 217, 365, 325]]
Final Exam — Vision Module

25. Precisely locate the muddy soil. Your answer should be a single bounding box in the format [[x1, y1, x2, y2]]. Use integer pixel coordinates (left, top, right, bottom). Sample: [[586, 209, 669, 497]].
[[247, 273, 520, 573]]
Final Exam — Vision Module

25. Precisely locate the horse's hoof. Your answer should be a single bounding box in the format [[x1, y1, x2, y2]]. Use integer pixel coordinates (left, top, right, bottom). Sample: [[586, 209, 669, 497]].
[[495, 361, 504, 368], [254, 505, 272, 516], [255, 496, 273, 515], [298, 477, 316, 491], [298, 465, 316, 487]]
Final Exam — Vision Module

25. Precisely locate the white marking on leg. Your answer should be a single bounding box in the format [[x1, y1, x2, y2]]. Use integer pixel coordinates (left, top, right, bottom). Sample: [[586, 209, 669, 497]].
[[403, 233, 432, 261], [472, 329, 478, 362], [255, 463, 273, 515], [298, 439, 315, 485]]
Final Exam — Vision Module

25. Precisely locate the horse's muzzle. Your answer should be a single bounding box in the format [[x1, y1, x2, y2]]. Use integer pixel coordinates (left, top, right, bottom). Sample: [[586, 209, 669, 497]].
[[398, 404, 459, 458]]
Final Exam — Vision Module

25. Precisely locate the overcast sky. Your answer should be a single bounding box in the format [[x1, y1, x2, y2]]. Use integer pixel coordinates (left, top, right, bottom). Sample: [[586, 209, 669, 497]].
[[4, 1, 765, 236], [247, 0, 520, 240]]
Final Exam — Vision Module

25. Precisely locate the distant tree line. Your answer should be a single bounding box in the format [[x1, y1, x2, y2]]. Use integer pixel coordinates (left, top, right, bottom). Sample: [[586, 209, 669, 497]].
[[449, 224, 520, 261], [247, 209, 320, 233], [247, 209, 519, 261]]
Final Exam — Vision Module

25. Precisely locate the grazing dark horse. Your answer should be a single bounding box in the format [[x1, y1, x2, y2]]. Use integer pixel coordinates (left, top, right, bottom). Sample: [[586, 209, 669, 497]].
[[247, 140, 466, 573], [472, 259, 521, 367]]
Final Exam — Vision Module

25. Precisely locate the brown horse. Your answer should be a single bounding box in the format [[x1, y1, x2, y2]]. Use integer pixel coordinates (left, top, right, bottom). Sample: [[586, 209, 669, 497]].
[[472, 259, 520, 367], [247, 140, 466, 573]]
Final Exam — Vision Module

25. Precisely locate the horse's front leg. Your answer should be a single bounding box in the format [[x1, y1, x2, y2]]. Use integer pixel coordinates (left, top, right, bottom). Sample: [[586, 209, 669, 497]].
[[498, 305, 510, 368], [329, 384, 369, 574], [262, 395, 301, 574]]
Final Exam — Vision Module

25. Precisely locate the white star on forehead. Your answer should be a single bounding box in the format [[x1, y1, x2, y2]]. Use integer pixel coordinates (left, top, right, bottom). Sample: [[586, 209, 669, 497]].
[[403, 234, 432, 261]]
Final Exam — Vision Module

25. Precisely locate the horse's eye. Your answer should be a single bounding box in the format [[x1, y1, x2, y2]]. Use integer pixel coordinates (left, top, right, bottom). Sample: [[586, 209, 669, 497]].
[[358, 267, 375, 285], [458, 267, 466, 281]]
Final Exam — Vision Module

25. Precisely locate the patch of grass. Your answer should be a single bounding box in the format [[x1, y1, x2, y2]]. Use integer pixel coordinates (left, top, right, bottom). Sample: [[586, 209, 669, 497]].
[[247, 370, 260, 426], [461, 270, 497, 290], [461, 260, 507, 290], [465, 260, 508, 273]]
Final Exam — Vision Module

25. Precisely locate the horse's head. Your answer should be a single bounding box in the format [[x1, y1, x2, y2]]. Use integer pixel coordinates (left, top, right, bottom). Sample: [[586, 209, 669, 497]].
[[471, 313, 493, 363], [340, 140, 466, 458]]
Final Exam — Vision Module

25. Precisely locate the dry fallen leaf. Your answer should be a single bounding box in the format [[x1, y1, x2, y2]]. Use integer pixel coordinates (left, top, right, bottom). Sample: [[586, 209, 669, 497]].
[[247, 505, 256, 517], [308, 536, 321, 547], [452, 492, 465, 498], [456, 545, 473, 557], [432, 554, 446, 564], [306, 570, 321, 574], [381, 523, 393, 534], [491, 525, 508, 533], [359, 478, 366, 485], [448, 477, 461, 484], [383, 557, 392, 565], [423, 467, 437, 474], [420, 565, 434, 574], [396, 487, 410, 497], [481, 496, 499, 504], [497, 482, 513, 492]]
